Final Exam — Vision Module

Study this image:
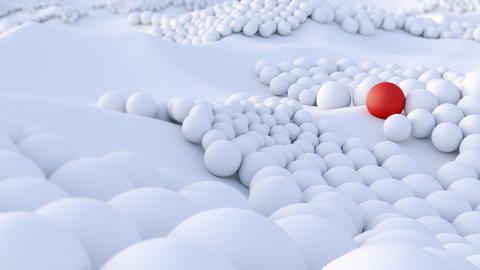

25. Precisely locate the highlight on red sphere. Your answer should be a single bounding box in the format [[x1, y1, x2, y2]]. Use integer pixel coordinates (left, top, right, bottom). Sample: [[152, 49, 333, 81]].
[[366, 82, 406, 119]]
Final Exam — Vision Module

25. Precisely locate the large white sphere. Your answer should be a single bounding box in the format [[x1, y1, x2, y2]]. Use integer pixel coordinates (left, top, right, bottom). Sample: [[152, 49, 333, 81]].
[[371, 141, 403, 166], [431, 123, 463, 153], [460, 134, 480, 153], [0, 212, 91, 270], [393, 197, 439, 219], [426, 79, 461, 104], [204, 140, 242, 177], [358, 165, 393, 186], [169, 208, 307, 270], [457, 94, 480, 116], [448, 178, 480, 209], [425, 190, 472, 223], [369, 178, 414, 204], [401, 174, 442, 199], [109, 187, 197, 239], [0, 150, 45, 181], [125, 93, 157, 118], [382, 155, 421, 180], [239, 152, 278, 188], [459, 115, 480, 137], [407, 109, 435, 138], [383, 114, 412, 142], [182, 113, 212, 143], [172, 97, 196, 123], [17, 133, 78, 178], [435, 161, 477, 189], [432, 104, 464, 125], [456, 150, 480, 177], [323, 243, 455, 270], [249, 176, 303, 216], [181, 181, 252, 211], [316, 82, 352, 110], [49, 158, 134, 202], [36, 198, 142, 269], [462, 73, 480, 97], [0, 177, 69, 211], [101, 152, 165, 189], [452, 211, 480, 237], [202, 129, 227, 150], [97, 92, 128, 112], [101, 238, 236, 270], [275, 215, 357, 269]]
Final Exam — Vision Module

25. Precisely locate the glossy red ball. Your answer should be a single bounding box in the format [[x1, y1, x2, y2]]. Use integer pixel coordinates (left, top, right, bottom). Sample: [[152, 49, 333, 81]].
[[366, 82, 406, 119]]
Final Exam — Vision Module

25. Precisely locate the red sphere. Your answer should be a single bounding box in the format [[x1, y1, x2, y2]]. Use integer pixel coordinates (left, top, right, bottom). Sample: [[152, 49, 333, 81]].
[[366, 82, 406, 119]]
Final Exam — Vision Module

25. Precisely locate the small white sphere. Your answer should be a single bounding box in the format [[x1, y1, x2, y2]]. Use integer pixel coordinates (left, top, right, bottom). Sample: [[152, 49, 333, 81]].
[[277, 21, 292, 35], [448, 178, 480, 209], [425, 190, 472, 223], [417, 216, 458, 235], [201, 130, 227, 150], [239, 152, 277, 188], [316, 82, 352, 110], [315, 141, 342, 157], [371, 141, 403, 166], [311, 8, 327, 23], [172, 97, 196, 123], [346, 148, 377, 169], [126, 93, 157, 118], [0, 150, 45, 181], [460, 134, 480, 153], [202, 31, 220, 43], [452, 211, 480, 236], [436, 161, 477, 190], [407, 109, 435, 139], [398, 79, 427, 96], [383, 114, 412, 142], [431, 122, 463, 153], [140, 11, 153, 25], [36, 198, 142, 269], [432, 103, 464, 125], [369, 178, 414, 204], [0, 177, 69, 211], [49, 158, 134, 201], [0, 212, 91, 270], [128, 12, 141, 25], [358, 19, 376, 37], [341, 18, 359, 34], [259, 23, 273, 37], [323, 166, 364, 188], [249, 176, 303, 217], [456, 150, 480, 178], [182, 181, 252, 210], [255, 59, 275, 76], [342, 137, 369, 153], [260, 66, 280, 85], [459, 115, 480, 137], [323, 152, 355, 170], [382, 155, 421, 180], [358, 200, 399, 230], [316, 58, 337, 75], [426, 79, 461, 104], [97, 92, 128, 112], [357, 165, 393, 186], [404, 89, 439, 114], [337, 182, 378, 204], [217, 23, 232, 36], [393, 197, 439, 219], [204, 140, 241, 177], [182, 114, 212, 143], [17, 133, 79, 177], [101, 152, 165, 189], [269, 76, 290, 96], [169, 208, 307, 270], [462, 73, 480, 97], [401, 174, 442, 199], [178, 190, 229, 212], [458, 94, 480, 116]]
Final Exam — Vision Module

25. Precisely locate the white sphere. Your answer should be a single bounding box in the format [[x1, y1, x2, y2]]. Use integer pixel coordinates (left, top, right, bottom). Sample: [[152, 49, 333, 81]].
[[425, 190, 472, 223], [293, 110, 313, 125], [398, 79, 427, 96], [202, 31, 220, 43], [316, 58, 337, 75], [456, 150, 480, 177], [341, 17, 359, 34], [401, 174, 442, 199], [172, 97, 196, 123], [109, 187, 197, 239], [452, 211, 480, 236], [363, 229, 443, 249], [460, 134, 480, 153], [358, 165, 393, 186], [443, 243, 480, 258], [449, 178, 480, 209], [36, 198, 141, 269], [250, 166, 295, 190], [177, 190, 229, 212], [316, 82, 351, 110], [431, 123, 463, 153], [337, 182, 378, 204], [417, 216, 458, 235], [393, 197, 439, 219], [182, 113, 212, 143], [97, 92, 128, 112], [407, 109, 435, 139], [405, 89, 439, 114], [277, 21, 292, 35], [426, 79, 461, 104], [259, 23, 273, 37], [275, 215, 357, 269], [383, 114, 412, 142], [204, 140, 241, 177], [436, 233, 471, 245], [382, 155, 421, 180], [346, 148, 377, 169], [287, 159, 321, 174], [239, 152, 277, 188], [323, 152, 355, 170], [49, 158, 134, 202], [358, 200, 399, 229], [255, 59, 275, 76], [371, 141, 403, 165], [424, 248, 479, 270], [125, 93, 157, 118], [249, 176, 303, 216], [181, 181, 252, 211], [270, 76, 290, 95], [311, 8, 327, 23], [435, 161, 477, 189], [369, 178, 414, 204], [458, 94, 480, 116], [432, 103, 464, 125], [459, 115, 480, 137], [201, 129, 226, 150], [128, 12, 141, 25], [260, 66, 280, 85], [358, 19, 375, 36], [101, 238, 236, 270], [0, 212, 91, 270], [0, 150, 44, 181], [17, 133, 78, 178], [0, 177, 69, 211], [293, 170, 326, 191], [101, 152, 165, 189], [462, 74, 480, 97], [372, 217, 436, 238], [169, 208, 307, 270]]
